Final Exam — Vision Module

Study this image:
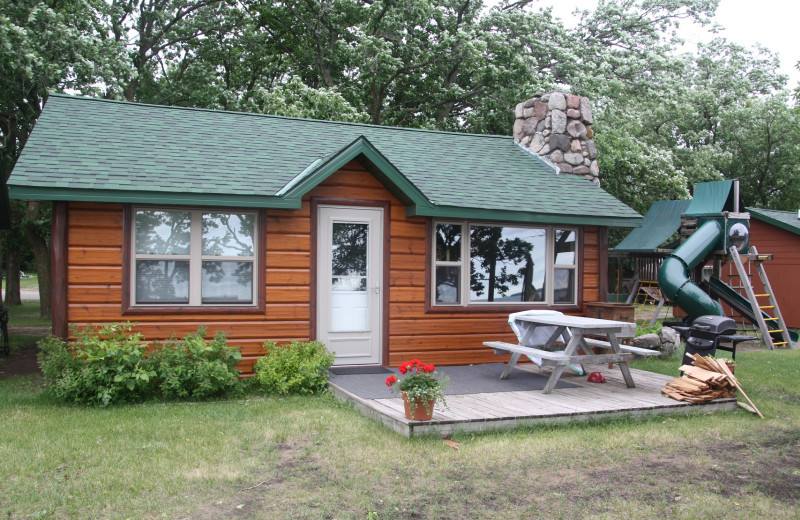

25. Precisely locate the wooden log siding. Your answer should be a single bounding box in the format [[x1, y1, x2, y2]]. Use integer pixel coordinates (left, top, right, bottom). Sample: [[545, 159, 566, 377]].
[[718, 218, 800, 328], [62, 160, 604, 373]]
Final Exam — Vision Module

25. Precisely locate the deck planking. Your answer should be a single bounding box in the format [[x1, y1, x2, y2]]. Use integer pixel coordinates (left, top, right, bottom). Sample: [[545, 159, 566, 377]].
[[328, 364, 738, 437]]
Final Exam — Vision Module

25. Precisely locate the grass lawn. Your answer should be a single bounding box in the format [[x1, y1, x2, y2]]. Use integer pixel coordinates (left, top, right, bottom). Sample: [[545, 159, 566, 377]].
[[5, 299, 51, 329], [19, 275, 39, 291], [2, 347, 799, 519]]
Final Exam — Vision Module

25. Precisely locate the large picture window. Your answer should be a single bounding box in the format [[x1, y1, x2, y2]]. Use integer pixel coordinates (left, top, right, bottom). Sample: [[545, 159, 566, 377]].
[[433, 222, 578, 306], [132, 209, 257, 306]]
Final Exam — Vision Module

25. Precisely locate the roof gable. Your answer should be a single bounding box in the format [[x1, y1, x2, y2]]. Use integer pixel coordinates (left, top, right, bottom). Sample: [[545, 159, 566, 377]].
[[278, 136, 433, 213], [8, 94, 642, 227]]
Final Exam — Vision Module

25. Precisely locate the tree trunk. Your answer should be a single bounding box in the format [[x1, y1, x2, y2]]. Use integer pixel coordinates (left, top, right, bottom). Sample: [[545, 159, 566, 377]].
[[3, 246, 22, 306], [24, 202, 52, 319]]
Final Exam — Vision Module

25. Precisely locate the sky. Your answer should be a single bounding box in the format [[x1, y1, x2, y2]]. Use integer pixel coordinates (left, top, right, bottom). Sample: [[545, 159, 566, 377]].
[[533, 0, 800, 89]]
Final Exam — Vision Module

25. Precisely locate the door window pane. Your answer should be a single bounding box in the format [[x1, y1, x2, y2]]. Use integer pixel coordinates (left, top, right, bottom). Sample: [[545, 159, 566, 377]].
[[469, 226, 546, 302], [135, 260, 189, 303], [435, 266, 460, 304], [331, 223, 368, 276], [202, 213, 255, 256], [201, 261, 253, 303], [135, 210, 190, 255], [331, 277, 368, 332], [436, 223, 461, 262], [554, 229, 576, 265]]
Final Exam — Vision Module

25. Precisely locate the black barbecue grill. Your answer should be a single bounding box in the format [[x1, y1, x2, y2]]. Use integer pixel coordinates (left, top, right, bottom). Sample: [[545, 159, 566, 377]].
[[672, 315, 757, 364]]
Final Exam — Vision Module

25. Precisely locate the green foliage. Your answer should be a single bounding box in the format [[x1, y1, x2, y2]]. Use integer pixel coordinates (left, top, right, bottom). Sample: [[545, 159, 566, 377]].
[[37, 323, 242, 406], [636, 321, 663, 337], [254, 340, 334, 395], [149, 328, 242, 400], [38, 322, 154, 406]]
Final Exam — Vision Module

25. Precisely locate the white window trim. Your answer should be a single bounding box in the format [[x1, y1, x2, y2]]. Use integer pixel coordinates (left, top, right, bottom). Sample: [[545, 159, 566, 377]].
[[131, 208, 258, 307], [432, 220, 579, 307]]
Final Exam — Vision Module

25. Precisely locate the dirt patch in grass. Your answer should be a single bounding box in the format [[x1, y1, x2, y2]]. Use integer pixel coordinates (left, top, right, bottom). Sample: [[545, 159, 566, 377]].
[[0, 335, 42, 379], [186, 427, 800, 520], [536, 428, 800, 516]]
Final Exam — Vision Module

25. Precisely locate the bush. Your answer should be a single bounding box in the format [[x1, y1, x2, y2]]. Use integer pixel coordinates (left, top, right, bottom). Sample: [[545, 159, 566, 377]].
[[253, 340, 334, 395], [38, 322, 155, 406], [150, 328, 242, 399], [37, 322, 242, 406]]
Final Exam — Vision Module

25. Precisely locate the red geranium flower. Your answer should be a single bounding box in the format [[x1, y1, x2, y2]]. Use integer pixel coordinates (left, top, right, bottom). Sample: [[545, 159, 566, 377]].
[[385, 375, 398, 387], [398, 364, 408, 374]]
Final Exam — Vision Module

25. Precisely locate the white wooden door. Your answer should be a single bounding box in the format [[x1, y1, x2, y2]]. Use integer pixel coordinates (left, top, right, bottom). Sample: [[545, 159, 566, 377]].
[[317, 206, 383, 365]]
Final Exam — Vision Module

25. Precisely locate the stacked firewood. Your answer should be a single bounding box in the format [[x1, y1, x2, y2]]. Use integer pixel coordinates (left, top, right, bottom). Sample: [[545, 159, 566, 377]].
[[661, 354, 736, 403], [662, 353, 764, 417]]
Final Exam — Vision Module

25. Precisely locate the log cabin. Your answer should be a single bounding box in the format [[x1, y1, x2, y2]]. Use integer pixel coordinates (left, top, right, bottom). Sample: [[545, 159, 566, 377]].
[[8, 94, 641, 373]]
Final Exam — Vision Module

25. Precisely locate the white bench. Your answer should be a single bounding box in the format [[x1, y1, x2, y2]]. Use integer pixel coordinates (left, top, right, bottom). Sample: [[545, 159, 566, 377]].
[[483, 341, 571, 365]]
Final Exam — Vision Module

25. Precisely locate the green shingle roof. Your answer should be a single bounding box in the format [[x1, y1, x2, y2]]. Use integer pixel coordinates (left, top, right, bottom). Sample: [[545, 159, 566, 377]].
[[748, 207, 800, 236], [9, 94, 641, 227]]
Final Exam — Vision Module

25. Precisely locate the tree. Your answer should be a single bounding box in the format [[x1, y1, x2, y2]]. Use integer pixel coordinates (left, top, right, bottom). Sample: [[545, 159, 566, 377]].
[[721, 94, 800, 210], [1, 0, 127, 315]]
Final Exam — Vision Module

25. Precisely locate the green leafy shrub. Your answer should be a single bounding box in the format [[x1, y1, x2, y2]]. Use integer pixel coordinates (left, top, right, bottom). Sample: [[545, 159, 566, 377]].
[[38, 322, 155, 406], [150, 328, 242, 399], [254, 340, 334, 395], [37, 322, 242, 406]]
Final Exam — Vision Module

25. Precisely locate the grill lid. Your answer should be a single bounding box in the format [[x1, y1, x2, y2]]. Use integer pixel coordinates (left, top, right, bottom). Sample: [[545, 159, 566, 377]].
[[690, 315, 737, 336]]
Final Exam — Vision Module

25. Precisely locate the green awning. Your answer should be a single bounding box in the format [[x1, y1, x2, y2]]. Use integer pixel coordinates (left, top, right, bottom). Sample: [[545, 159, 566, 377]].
[[613, 199, 691, 252]]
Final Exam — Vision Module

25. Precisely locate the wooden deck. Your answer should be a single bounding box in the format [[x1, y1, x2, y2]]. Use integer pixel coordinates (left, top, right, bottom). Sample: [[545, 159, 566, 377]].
[[328, 364, 738, 437]]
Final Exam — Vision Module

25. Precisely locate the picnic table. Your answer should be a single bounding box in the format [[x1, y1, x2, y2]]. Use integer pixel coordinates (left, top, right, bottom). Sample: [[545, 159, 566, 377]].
[[484, 312, 659, 394]]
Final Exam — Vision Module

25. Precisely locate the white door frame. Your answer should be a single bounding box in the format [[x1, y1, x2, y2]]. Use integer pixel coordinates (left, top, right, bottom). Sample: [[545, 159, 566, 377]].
[[315, 204, 384, 365]]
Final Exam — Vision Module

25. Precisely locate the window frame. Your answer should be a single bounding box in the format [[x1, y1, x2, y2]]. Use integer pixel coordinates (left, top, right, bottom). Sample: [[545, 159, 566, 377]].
[[122, 205, 267, 315], [429, 220, 582, 310]]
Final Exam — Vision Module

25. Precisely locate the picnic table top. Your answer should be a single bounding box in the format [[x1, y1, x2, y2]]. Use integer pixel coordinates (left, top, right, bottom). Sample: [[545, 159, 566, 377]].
[[512, 314, 637, 337]]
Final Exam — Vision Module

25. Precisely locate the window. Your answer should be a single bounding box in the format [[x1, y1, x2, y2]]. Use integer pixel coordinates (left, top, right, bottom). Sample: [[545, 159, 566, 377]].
[[132, 209, 257, 306], [432, 222, 578, 306]]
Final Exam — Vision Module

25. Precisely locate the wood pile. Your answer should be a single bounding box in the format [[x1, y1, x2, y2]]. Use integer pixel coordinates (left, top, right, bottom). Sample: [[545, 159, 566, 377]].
[[661, 354, 736, 403], [662, 353, 764, 417]]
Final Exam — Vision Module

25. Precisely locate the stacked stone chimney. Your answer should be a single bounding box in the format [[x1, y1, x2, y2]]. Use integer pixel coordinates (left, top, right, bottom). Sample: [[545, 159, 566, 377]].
[[513, 91, 599, 185]]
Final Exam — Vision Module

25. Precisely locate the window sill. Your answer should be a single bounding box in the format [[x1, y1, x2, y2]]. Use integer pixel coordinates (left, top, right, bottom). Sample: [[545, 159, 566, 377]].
[[425, 303, 583, 314], [122, 303, 265, 315]]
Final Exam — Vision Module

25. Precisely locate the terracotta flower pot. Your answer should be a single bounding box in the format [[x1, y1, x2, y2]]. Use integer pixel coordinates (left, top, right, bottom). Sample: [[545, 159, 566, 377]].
[[401, 392, 435, 421]]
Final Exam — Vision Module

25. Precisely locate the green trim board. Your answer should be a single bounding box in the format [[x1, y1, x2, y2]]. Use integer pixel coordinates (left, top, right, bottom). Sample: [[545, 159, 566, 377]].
[[9, 94, 642, 227], [748, 207, 800, 236], [7, 186, 297, 209]]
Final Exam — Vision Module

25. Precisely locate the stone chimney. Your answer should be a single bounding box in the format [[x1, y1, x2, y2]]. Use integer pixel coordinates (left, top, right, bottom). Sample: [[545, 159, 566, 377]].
[[513, 91, 599, 185]]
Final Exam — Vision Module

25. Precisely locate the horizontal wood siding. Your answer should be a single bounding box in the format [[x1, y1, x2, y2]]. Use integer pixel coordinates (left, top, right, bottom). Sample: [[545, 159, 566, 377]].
[[64, 161, 603, 373], [718, 219, 800, 328]]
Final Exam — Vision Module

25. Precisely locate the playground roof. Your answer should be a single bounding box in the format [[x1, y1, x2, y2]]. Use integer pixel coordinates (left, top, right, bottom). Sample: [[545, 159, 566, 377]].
[[612, 199, 692, 252], [684, 180, 742, 217]]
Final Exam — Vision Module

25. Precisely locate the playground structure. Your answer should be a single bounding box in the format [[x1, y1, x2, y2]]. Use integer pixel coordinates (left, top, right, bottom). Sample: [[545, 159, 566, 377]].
[[611, 180, 795, 349]]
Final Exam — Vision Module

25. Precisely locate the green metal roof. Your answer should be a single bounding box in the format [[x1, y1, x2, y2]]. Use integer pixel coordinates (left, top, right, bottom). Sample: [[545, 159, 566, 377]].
[[8, 94, 642, 227], [612, 199, 692, 252], [748, 207, 800, 236]]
